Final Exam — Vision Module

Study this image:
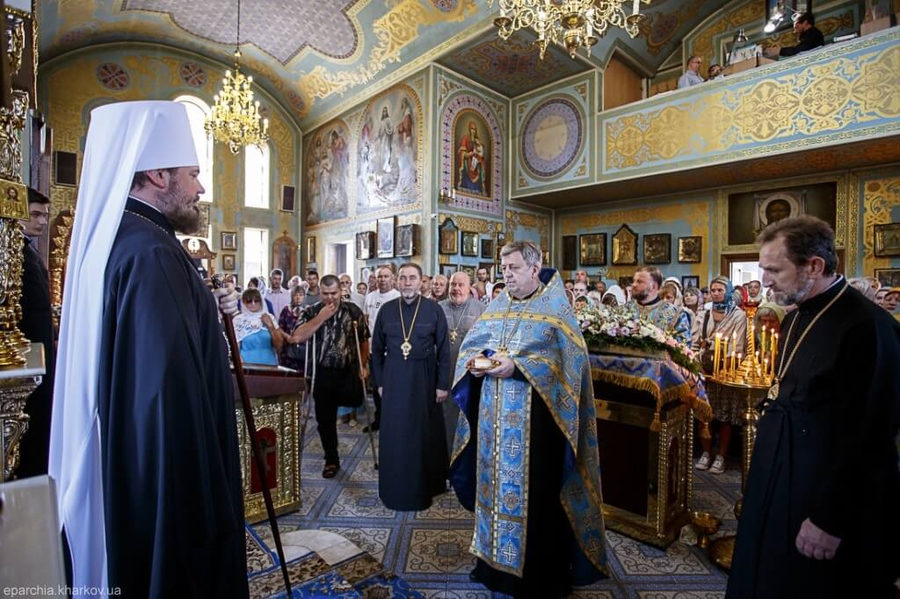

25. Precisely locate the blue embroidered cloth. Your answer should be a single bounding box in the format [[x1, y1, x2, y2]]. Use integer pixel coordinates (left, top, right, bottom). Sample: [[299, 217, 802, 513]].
[[589, 353, 710, 422], [449, 269, 606, 580]]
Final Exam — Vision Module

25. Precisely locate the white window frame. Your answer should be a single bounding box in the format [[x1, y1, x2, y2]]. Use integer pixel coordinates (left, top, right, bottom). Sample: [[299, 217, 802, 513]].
[[242, 226, 270, 288], [244, 143, 270, 209]]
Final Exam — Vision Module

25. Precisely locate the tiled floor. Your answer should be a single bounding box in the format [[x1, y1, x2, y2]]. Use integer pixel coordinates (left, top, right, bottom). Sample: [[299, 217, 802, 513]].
[[251, 407, 741, 598]]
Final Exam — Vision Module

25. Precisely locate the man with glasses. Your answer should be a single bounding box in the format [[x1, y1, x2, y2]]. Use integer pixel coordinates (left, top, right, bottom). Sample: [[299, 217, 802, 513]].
[[678, 55, 705, 88]]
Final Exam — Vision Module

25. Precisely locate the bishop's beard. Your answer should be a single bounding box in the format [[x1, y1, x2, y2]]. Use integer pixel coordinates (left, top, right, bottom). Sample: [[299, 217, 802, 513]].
[[158, 179, 202, 235]]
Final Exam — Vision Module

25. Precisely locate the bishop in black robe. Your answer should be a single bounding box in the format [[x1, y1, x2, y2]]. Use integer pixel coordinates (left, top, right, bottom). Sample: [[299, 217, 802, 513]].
[[97, 198, 248, 596], [727, 279, 900, 598], [371, 294, 450, 510]]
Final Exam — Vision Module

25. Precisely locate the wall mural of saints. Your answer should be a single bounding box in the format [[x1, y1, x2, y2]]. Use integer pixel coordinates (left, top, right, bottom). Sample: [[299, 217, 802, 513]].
[[454, 110, 491, 200], [357, 85, 421, 214], [305, 120, 350, 225]]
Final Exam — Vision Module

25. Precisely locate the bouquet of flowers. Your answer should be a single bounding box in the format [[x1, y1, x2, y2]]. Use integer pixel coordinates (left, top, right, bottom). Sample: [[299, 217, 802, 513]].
[[576, 303, 700, 374]]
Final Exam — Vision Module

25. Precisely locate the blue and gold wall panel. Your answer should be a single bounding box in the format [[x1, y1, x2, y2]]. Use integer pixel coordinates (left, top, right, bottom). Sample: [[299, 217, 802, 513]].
[[511, 72, 597, 198]]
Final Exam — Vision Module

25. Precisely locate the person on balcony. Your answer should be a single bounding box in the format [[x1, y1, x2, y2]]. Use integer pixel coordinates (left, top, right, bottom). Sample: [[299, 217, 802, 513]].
[[764, 12, 824, 58], [677, 55, 705, 88]]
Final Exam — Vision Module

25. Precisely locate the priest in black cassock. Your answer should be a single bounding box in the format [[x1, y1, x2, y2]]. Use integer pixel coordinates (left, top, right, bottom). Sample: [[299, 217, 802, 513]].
[[371, 262, 450, 510], [49, 102, 247, 597], [728, 216, 900, 599]]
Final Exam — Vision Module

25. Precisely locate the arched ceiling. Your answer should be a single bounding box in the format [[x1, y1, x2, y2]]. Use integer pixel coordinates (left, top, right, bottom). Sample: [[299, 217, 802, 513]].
[[38, 0, 730, 130]]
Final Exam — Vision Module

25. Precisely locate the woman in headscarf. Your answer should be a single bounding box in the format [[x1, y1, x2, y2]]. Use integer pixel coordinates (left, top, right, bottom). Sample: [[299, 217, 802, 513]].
[[601, 284, 626, 307], [692, 276, 747, 475], [278, 285, 307, 373], [683, 286, 702, 316], [234, 288, 282, 365], [754, 301, 785, 344], [848, 277, 877, 302], [661, 281, 694, 330]]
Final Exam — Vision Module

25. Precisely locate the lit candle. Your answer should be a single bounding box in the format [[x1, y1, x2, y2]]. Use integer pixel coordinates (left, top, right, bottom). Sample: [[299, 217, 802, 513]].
[[633, 0, 640, 16], [771, 331, 779, 369], [736, 352, 742, 375], [749, 323, 755, 357], [721, 336, 729, 377], [714, 333, 721, 378], [761, 327, 767, 365]]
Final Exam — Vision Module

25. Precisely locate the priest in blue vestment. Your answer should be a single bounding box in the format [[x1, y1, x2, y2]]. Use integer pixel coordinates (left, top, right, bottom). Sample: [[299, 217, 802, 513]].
[[450, 240, 607, 598], [371, 262, 451, 511]]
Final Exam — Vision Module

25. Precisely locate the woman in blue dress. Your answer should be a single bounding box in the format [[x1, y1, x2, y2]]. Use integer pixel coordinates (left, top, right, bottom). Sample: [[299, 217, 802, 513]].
[[234, 288, 281, 365]]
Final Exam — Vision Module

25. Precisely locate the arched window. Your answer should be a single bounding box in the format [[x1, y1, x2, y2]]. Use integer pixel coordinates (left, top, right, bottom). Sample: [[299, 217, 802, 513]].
[[244, 143, 270, 209], [173, 95, 214, 203]]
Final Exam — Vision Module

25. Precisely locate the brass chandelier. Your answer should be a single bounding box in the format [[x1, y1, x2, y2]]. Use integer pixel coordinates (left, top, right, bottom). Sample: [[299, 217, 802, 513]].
[[205, 0, 269, 154], [488, 0, 650, 59]]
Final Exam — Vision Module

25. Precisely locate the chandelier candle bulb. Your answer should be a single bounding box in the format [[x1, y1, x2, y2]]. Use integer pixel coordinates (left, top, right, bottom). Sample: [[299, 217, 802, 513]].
[[633, 0, 639, 15]]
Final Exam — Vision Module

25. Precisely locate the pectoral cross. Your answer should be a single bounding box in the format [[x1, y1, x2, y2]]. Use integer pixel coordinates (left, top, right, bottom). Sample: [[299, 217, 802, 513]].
[[767, 380, 780, 401], [450, 329, 459, 344], [401, 340, 412, 360]]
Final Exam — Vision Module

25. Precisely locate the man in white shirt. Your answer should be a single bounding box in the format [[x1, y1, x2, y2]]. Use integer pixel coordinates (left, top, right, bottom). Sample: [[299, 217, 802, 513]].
[[340, 273, 366, 311], [266, 268, 291, 318], [364, 265, 400, 431]]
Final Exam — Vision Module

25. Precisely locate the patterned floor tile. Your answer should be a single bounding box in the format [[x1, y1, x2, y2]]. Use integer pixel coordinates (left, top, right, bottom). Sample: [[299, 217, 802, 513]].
[[347, 457, 381, 483], [334, 552, 384, 585], [417, 588, 491, 598], [295, 484, 326, 517], [570, 590, 622, 598], [692, 488, 738, 526], [303, 435, 359, 458], [246, 529, 275, 573], [634, 591, 725, 598], [328, 487, 397, 519], [404, 528, 475, 575], [607, 531, 712, 577], [414, 491, 475, 521], [320, 526, 393, 563]]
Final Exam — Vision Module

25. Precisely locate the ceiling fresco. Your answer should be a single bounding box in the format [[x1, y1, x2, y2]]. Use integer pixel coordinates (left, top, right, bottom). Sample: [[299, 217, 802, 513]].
[[38, 0, 732, 128], [437, 28, 591, 97]]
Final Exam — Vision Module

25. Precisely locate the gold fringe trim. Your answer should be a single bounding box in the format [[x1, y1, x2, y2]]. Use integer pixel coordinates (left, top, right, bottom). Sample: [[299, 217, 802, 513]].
[[590, 368, 713, 425]]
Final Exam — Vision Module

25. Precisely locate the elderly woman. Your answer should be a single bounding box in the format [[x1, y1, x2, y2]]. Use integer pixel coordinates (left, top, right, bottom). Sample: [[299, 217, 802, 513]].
[[235, 288, 282, 365], [692, 276, 747, 475], [431, 274, 449, 303], [754, 301, 785, 342], [278, 285, 307, 372]]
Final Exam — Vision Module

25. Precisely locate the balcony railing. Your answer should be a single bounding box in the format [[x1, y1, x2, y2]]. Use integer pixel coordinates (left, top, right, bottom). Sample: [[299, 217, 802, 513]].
[[599, 27, 899, 181]]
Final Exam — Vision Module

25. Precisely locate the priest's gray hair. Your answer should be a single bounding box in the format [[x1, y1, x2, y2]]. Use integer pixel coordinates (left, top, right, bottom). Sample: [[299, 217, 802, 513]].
[[501, 240, 542, 268], [757, 215, 837, 275]]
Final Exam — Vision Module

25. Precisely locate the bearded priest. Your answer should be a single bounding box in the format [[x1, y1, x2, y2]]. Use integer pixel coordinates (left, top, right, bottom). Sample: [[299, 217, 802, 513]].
[[450, 240, 607, 597]]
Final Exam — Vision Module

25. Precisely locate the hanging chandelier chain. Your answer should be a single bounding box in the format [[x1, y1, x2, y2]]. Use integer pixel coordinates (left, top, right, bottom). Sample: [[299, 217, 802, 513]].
[[204, 0, 269, 154]]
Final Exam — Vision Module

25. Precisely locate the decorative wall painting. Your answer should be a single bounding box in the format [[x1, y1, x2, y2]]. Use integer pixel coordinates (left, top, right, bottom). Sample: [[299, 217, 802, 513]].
[[677, 236, 703, 263], [357, 85, 421, 214], [356, 231, 375, 260], [562, 235, 577, 270], [579, 233, 606, 266], [873, 223, 900, 257], [875, 268, 900, 288], [681, 275, 700, 290], [305, 120, 350, 224], [396, 224, 417, 257], [461, 231, 479, 257], [612, 224, 638, 266], [440, 218, 459, 254], [643, 233, 671, 265], [453, 109, 491, 200], [272, 232, 298, 279], [221, 231, 237, 251], [480, 238, 494, 259], [377, 216, 396, 258]]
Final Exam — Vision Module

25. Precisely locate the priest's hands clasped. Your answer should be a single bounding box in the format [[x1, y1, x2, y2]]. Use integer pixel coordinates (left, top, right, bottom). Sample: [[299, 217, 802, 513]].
[[795, 518, 841, 561]]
